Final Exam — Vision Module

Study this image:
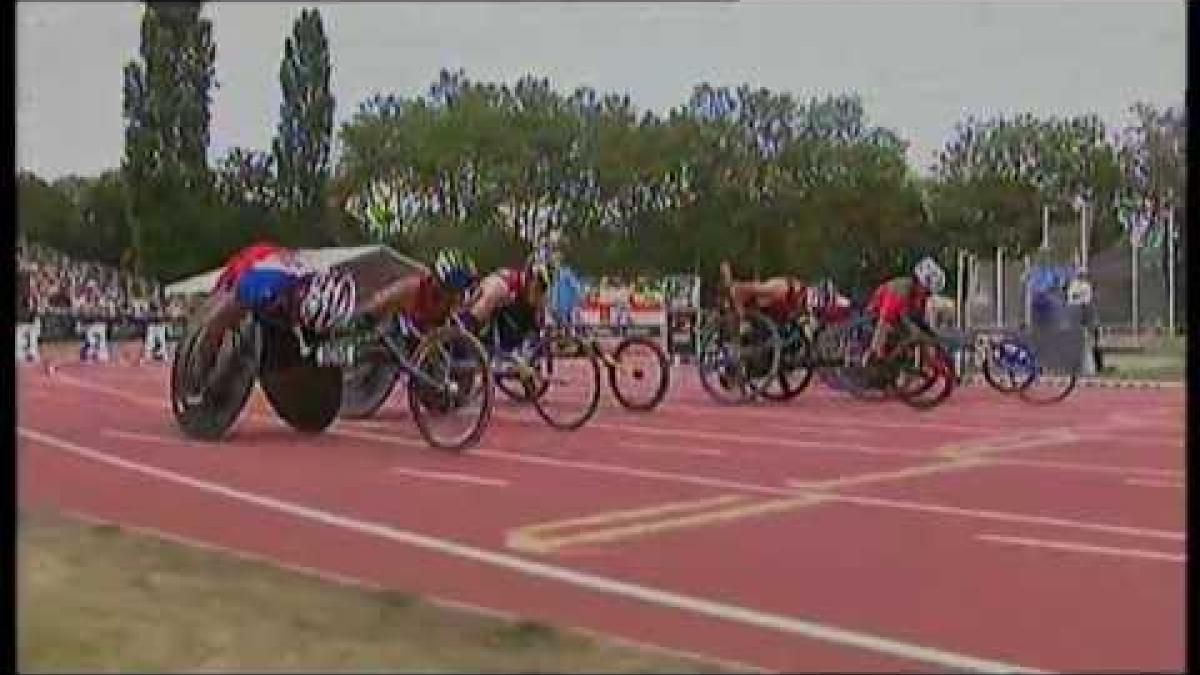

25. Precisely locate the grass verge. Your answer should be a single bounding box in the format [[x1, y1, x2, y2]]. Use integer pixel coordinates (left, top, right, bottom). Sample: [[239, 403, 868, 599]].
[[18, 510, 734, 673], [1099, 350, 1185, 381]]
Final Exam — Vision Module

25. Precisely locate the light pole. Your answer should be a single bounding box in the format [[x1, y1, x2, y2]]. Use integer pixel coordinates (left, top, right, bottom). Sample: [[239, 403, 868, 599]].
[[1167, 206, 1176, 334]]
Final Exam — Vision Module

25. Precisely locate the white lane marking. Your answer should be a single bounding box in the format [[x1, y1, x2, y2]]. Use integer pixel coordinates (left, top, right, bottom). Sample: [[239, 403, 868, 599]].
[[102, 428, 207, 447], [42, 374, 1187, 542], [991, 457, 1183, 480], [470, 449, 1184, 542], [835, 493, 1184, 542], [1124, 478, 1186, 490], [18, 426, 1043, 674], [387, 466, 508, 488], [333, 426, 428, 448], [576, 417, 933, 459], [660, 401, 1000, 434], [475, 447, 792, 496], [976, 534, 1185, 563], [618, 441, 726, 457], [103, 428, 504, 488]]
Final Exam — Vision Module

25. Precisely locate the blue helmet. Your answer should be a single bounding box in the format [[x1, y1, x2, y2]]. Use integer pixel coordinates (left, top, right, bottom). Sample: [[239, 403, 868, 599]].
[[432, 248, 477, 291]]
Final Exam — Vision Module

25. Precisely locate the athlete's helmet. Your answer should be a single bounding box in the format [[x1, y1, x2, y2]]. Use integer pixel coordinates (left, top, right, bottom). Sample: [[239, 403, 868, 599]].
[[432, 248, 477, 291], [299, 270, 356, 332], [913, 256, 946, 294]]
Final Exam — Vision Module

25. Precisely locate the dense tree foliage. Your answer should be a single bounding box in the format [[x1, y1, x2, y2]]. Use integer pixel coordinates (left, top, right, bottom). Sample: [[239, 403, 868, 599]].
[[121, 1, 219, 279]]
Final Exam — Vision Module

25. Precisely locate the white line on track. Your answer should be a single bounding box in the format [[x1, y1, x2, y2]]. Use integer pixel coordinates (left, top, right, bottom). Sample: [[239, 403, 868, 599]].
[[1124, 478, 1186, 490], [976, 534, 1185, 563], [18, 426, 1044, 674], [386, 466, 508, 488], [470, 448, 1184, 542], [991, 457, 1183, 480], [103, 427, 505, 488], [618, 441, 726, 457], [102, 428, 207, 447], [578, 418, 933, 458], [660, 401, 1002, 434]]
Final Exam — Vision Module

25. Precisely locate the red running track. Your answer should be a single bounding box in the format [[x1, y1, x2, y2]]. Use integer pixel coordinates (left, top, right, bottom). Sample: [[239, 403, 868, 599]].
[[17, 362, 1186, 673]]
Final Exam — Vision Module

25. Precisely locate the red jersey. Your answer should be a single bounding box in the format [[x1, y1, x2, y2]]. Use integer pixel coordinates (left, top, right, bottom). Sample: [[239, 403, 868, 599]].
[[496, 268, 529, 299], [408, 272, 446, 328], [867, 277, 930, 324]]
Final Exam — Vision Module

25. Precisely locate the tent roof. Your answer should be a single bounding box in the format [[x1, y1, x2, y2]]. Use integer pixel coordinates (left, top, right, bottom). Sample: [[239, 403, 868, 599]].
[[164, 245, 427, 297]]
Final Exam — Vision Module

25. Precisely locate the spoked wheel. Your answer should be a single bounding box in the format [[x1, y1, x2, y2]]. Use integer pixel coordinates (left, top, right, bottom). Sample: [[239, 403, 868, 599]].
[[407, 325, 494, 450], [1016, 362, 1079, 405], [495, 355, 547, 404], [983, 339, 1038, 394], [608, 336, 671, 411], [892, 340, 956, 410], [833, 318, 891, 402], [522, 333, 602, 430], [761, 323, 814, 402], [696, 309, 782, 404], [339, 360, 399, 419], [170, 317, 260, 441], [812, 323, 852, 392]]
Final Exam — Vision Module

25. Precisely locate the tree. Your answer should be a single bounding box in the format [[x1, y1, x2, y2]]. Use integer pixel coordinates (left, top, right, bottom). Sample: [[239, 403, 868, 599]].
[[122, 0, 217, 279], [273, 8, 335, 218], [932, 113, 1124, 258], [17, 172, 84, 254]]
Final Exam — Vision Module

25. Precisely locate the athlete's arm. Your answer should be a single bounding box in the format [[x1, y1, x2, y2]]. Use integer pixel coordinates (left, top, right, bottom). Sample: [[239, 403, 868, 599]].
[[463, 274, 511, 327], [195, 286, 247, 353], [354, 274, 424, 324]]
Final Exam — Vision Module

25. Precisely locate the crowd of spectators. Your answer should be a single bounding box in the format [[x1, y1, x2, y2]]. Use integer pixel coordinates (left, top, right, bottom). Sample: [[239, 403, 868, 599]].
[[17, 241, 189, 327], [16, 242, 196, 365]]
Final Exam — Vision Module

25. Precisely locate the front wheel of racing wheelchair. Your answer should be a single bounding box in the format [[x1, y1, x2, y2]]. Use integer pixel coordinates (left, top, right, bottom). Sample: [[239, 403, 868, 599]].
[[695, 307, 782, 405], [171, 316, 345, 440], [484, 315, 602, 431], [405, 324, 495, 450], [336, 317, 494, 450], [171, 315, 261, 441]]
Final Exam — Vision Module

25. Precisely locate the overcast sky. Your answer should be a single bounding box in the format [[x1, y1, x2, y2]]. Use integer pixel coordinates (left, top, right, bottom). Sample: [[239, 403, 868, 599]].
[[17, 1, 1185, 180]]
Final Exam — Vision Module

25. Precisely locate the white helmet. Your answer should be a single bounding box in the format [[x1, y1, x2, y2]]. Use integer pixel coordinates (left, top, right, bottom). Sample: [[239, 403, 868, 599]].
[[913, 256, 946, 294], [299, 270, 356, 332]]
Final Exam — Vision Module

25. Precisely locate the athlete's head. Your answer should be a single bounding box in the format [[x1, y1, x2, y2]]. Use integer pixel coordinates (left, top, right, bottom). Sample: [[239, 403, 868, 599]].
[[912, 256, 946, 294], [298, 270, 357, 332], [432, 248, 478, 292]]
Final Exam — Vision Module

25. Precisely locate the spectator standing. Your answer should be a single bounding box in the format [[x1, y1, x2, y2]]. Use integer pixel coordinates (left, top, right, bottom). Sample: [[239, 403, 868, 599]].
[[1066, 267, 1101, 374]]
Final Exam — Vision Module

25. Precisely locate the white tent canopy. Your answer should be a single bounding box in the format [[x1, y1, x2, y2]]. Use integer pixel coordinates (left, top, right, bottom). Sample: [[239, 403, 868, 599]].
[[164, 245, 427, 298]]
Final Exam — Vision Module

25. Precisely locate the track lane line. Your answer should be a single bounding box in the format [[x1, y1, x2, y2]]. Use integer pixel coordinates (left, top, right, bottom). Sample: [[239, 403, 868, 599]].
[[385, 466, 509, 488], [1124, 478, 1185, 490], [618, 441, 726, 457], [18, 426, 1044, 674], [976, 534, 1185, 563]]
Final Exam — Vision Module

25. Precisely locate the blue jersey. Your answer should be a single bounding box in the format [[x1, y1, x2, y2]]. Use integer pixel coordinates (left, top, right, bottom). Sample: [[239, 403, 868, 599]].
[[548, 265, 585, 324]]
